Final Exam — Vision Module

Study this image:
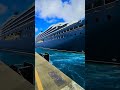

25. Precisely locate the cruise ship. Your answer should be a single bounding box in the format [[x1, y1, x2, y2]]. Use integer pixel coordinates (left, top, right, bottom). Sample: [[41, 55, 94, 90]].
[[0, 5, 35, 53], [36, 20, 85, 52], [86, 0, 120, 63]]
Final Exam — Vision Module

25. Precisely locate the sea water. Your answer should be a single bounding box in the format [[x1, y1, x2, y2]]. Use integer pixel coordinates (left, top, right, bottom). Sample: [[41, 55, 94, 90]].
[[0, 50, 34, 65], [36, 48, 85, 88], [1, 49, 119, 89], [86, 63, 120, 89]]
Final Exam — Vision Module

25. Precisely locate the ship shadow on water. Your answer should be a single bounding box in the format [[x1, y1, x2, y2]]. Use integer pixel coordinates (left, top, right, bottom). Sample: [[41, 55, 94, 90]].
[[0, 50, 34, 65], [36, 47, 85, 88], [86, 63, 120, 90], [0, 50, 35, 84]]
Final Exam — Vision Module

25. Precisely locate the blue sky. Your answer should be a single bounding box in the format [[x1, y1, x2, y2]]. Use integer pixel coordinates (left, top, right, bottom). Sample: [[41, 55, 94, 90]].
[[0, 0, 84, 37], [0, 0, 34, 26], [35, 0, 85, 36], [35, 17, 65, 36]]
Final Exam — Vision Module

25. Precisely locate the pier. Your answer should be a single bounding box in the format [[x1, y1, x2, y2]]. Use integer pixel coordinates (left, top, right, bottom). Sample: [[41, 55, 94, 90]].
[[35, 52, 84, 90], [0, 61, 34, 90]]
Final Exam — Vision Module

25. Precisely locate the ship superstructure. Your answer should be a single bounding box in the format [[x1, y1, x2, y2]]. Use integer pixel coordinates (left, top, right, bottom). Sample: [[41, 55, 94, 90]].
[[0, 5, 35, 52], [36, 20, 85, 52]]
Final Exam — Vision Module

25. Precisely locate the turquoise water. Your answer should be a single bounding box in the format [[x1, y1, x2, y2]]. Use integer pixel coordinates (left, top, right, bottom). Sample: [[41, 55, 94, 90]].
[[0, 50, 34, 65], [36, 48, 120, 89], [36, 48, 85, 88], [86, 63, 120, 90], [1, 49, 120, 89]]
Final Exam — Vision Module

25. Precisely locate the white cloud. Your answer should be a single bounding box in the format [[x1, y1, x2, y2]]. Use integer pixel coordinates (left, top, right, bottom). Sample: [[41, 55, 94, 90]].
[[35, 27, 38, 32], [35, 0, 85, 22], [0, 4, 7, 15], [46, 18, 57, 23]]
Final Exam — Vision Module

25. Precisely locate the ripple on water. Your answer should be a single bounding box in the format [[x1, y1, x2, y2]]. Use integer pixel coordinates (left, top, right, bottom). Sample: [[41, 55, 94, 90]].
[[36, 48, 85, 88], [86, 63, 120, 89]]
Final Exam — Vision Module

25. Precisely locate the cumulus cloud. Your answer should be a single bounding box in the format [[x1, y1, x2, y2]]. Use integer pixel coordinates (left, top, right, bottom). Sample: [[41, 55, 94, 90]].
[[35, 0, 85, 22], [0, 4, 7, 15], [46, 18, 57, 23]]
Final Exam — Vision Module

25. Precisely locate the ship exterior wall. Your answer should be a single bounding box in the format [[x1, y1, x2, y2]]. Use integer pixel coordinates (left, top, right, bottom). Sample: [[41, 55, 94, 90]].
[[0, 38, 34, 53], [86, 1, 120, 63], [36, 26, 85, 52], [0, 5, 35, 53]]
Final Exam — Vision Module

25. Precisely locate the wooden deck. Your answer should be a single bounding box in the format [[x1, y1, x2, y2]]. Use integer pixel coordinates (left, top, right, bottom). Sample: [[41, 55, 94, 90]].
[[35, 52, 84, 90]]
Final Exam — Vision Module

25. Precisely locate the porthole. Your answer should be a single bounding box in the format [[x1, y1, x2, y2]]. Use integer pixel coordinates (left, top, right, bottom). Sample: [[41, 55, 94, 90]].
[[70, 28, 73, 30]]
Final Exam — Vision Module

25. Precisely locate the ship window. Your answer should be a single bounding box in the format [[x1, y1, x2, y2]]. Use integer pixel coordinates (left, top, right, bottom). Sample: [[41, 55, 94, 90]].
[[79, 24, 83, 27], [62, 23, 68, 27], [107, 15, 112, 21], [70, 28, 73, 30], [74, 26, 78, 29]]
